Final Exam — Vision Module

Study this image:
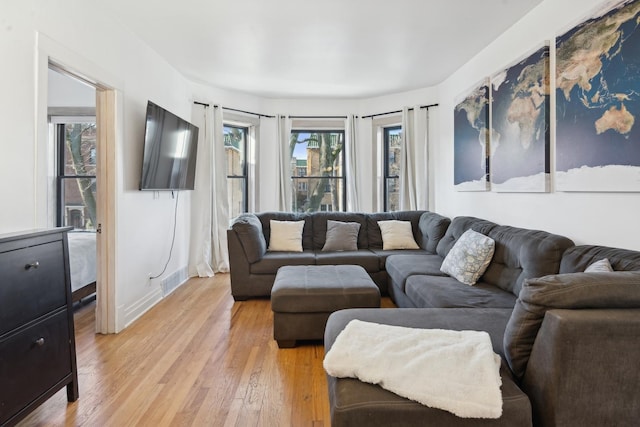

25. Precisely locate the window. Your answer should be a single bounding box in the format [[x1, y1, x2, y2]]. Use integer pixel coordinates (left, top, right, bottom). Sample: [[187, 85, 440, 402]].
[[290, 130, 345, 213], [224, 125, 248, 219], [56, 121, 97, 231], [384, 126, 402, 212]]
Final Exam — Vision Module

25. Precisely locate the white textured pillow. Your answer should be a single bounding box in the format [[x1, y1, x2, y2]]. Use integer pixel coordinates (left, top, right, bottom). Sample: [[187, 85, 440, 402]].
[[268, 220, 304, 252], [440, 229, 495, 286], [585, 258, 614, 272], [377, 220, 420, 250]]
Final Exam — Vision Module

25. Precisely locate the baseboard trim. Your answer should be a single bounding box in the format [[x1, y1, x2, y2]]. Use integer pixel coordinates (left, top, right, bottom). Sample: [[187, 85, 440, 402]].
[[122, 287, 163, 329]]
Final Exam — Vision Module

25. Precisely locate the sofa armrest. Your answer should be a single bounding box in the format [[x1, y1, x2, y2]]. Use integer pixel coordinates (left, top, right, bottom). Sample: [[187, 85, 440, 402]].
[[230, 213, 267, 263], [522, 308, 640, 427]]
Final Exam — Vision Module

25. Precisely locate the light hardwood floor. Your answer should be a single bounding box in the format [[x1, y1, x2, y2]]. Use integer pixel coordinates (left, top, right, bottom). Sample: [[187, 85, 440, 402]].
[[19, 274, 394, 427]]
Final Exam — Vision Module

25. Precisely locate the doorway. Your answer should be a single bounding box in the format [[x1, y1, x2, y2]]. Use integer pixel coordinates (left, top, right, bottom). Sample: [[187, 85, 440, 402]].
[[47, 63, 116, 334]]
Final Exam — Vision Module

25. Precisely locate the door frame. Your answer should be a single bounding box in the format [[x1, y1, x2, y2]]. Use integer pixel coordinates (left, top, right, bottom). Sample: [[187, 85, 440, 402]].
[[37, 33, 120, 333]]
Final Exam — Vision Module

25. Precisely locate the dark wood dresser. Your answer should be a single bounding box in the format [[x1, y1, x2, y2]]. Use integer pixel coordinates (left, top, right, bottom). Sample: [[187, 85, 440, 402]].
[[0, 228, 79, 426]]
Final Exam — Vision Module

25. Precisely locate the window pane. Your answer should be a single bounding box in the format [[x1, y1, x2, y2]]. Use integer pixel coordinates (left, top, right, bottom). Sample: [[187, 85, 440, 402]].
[[384, 126, 402, 211], [386, 128, 401, 178], [228, 177, 246, 220], [61, 177, 97, 231], [224, 125, 248, 217], [290, 131, 344, 212], [224, 126, 246, 176], [64, 123, 97, 176], [385, 178, 399, 212]]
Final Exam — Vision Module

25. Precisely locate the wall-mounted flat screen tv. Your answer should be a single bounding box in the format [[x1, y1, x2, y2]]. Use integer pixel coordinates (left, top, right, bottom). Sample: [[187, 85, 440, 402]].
[[140, 101, 199, 190]]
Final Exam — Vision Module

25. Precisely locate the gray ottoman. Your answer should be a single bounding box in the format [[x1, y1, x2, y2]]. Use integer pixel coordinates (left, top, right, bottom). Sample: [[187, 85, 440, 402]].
[[271, 265, 381, 348]]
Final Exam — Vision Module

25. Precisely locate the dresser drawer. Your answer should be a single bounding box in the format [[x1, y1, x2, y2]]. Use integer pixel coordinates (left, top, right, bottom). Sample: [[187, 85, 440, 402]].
[[0, 241, 68, 336], [0, 309, 72, 425]]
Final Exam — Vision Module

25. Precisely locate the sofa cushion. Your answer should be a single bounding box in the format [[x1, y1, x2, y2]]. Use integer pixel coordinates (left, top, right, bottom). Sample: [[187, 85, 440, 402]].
[[316, 250, 380, 273], [435, 216, 497, 258], [322, 220, 361, 251], [250, 251, 316, 274], [504, 271, 640, 380], [385, 253, 447, 291], [418, 212, 451, 253], [312, 212, 368, 250], [440, 229, 495, 285], [324, 308, 531, 427], [483, 225, 574, 297], [268, 220, 305, 252], [405, 275, 517, 309], [370, 249, 429, 270], [560, 245, 640, 273], [231, 214, 267, 263]]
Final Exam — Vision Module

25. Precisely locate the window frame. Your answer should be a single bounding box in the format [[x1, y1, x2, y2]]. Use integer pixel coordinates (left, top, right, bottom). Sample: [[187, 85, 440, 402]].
[[223, 124, 249, 216], [290, 128, 346, 213], [383, 125, 402, 212], [55, 120, 97, 230]]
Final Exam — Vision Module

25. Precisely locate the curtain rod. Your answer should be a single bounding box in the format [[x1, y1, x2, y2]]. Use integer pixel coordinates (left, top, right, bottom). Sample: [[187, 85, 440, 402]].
[[361, 103, 439, 119], [287, 115, 350, 119], [193, 101, 275, 118]]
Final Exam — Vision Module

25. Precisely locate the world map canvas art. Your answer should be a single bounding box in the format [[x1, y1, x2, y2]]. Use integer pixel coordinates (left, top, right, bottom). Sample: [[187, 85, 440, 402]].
[[556, 0, 640, 191], [454, 79, 490, 191], [490, 45, 550, 192]]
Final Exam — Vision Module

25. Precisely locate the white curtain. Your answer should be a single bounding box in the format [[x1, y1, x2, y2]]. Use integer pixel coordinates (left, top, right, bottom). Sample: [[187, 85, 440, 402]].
[[189, 104, 229, 277], [399, 106, 429, 211], [345, 114, 360, 211], [276, 115, 292, 211]]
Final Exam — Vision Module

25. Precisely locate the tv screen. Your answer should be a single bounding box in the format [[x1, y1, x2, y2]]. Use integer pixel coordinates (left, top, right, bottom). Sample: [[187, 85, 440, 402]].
[[140, 101, 199, 190]]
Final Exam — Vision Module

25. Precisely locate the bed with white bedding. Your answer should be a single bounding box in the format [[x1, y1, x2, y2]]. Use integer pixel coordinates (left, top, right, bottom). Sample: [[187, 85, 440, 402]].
[[67, 232, 97, 302]]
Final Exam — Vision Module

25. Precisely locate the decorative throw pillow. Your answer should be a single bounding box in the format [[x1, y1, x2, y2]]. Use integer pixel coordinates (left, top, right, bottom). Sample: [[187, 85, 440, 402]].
[[268, 220, 304, 252], [584, 258, 614, 272], [377, 220, 420, 250], [322, 220, 361, 251], [440, 229, 495, 286]]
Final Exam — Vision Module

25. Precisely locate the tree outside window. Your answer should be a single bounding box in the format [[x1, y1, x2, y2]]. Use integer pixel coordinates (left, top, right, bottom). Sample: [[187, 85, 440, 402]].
[[384, 126, 402, 211], [290, 130, 345, 213]]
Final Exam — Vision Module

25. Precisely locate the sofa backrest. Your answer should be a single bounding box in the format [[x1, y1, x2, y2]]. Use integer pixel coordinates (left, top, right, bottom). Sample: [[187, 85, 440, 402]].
[[365, 211, 426, 250], [256, 212, 313, 250], [435, 216, 497, 258], [484, 226, 574, 297], [310, 212, 369, 250], [560, 245, 640, 273], [418, 212, 451, 253], [254, 210, 428, 251]]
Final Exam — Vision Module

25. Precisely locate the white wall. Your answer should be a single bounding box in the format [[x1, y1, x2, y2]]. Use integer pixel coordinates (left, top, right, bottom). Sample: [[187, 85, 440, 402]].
[[433, 0, 640, 251], [0, 0, 264, 331]]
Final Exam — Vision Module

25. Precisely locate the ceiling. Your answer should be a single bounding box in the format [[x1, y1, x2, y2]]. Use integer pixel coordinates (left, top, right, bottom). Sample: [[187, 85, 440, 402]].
[[101, 0, 543, 99]]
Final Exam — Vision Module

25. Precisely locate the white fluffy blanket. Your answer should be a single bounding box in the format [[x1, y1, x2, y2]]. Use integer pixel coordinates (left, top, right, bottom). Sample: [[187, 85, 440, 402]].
[[323, 320, 503, 419]]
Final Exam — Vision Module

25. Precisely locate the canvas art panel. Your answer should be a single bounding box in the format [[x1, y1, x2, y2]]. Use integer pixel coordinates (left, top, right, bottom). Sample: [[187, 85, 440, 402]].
[[490, 44, 550, 192], [555, 0, 640, 191], [454, 78, 490, 191]]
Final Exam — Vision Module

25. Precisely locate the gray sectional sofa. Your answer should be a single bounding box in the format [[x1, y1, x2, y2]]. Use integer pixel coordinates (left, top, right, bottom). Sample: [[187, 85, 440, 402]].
[[227, 210, 640, 426], [326, 243, 640, 426], [227, 210, 449, 300]]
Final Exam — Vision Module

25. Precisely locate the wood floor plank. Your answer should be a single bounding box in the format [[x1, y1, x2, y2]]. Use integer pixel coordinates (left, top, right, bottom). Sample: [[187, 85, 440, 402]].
[[17, 274, 395, 426]]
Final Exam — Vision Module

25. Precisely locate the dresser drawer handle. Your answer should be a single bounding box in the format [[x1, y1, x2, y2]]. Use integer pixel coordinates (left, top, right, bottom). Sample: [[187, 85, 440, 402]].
[[35, 337, 45, 346], [25, 261, 40, 270]]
